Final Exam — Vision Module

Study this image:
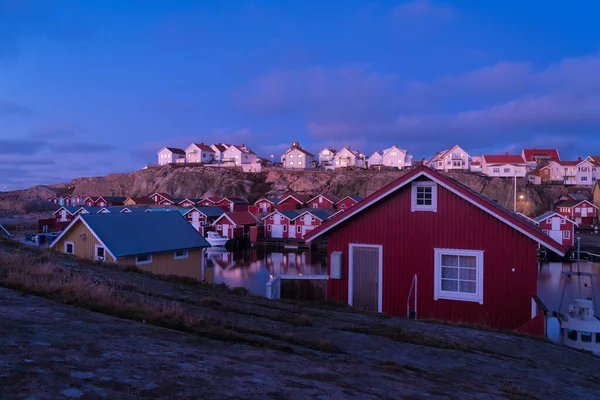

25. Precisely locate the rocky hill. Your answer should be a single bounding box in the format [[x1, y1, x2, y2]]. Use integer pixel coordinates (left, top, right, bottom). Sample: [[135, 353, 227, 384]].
[[0, 165, 587, 216]]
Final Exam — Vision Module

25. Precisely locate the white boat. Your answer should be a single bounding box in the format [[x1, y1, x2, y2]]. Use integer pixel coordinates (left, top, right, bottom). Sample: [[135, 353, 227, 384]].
[[558, 237, 600, 354], [206, 231, 229, 247]]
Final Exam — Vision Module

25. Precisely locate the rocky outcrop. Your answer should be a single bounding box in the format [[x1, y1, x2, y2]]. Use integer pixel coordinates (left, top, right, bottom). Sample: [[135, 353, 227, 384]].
[[0, 165, 590, 215]]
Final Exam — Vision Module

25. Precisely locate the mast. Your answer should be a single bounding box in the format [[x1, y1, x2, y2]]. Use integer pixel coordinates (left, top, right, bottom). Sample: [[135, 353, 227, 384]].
[[577, 236, 582, 297], [513, 173, 517, 212]]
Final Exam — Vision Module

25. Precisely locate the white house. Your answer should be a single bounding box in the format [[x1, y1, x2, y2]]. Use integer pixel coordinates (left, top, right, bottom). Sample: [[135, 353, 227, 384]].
[[381, 145, 412, 169], [317, 147, 336, 167], [157, 147, 185, 166], [221, 144, 257, 166], [331, 147, 365, 169], [368, 151, 383, 167], [211, 143, 230, 163], [185, 143, 215, 164], [281, 142, 314, 170], [427, 145, 470, 172], [481, 154, 527, 178], [560, 159, 598, 187]]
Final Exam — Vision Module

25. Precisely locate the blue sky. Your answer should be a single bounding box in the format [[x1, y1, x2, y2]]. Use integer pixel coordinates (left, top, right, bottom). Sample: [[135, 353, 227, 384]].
[[2, 0, 600, 189]]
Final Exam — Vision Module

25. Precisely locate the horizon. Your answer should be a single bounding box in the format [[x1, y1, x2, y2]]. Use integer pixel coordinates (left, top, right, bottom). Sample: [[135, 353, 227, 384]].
[[2, 0, 600, 190]]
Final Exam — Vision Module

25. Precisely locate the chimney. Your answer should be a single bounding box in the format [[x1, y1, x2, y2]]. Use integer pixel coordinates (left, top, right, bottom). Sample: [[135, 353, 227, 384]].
[[578, 156, 582, 161]]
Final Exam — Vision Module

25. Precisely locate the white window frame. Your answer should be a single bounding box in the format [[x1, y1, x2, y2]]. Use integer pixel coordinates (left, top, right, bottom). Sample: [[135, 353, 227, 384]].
[[297, 225, 301, 233], [563, 230, 570, 240], [267, 224, 271, 232], [64, 241, 74, 255], [174, 250, 188, 260], [411, 181, 438, 212], [283, 225, 287, 232], [434, 248, 484, 304], [136, 254, 153, 265], [94, 245, 106, 261]]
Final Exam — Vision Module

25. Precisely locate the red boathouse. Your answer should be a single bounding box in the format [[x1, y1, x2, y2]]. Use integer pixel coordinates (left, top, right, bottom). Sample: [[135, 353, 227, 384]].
[[305, 165, 567, 332]]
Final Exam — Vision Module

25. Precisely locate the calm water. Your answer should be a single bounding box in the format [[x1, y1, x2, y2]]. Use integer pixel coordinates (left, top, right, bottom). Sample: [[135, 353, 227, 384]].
[[205, 249, 327, 296], [538, 260, 600, 315]]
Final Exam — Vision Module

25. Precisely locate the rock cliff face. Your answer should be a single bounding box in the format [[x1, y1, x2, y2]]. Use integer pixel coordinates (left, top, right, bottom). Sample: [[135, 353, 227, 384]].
[[0, 165, 589, 216]]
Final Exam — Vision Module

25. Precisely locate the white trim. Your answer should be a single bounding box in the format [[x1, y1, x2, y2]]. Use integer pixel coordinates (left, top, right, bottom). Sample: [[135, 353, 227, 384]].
[[174, 250, 188, 259], [136, 254, 153, 265], [411, 181, 438, 212], [95, 244, 106, 261], [306, 170, 566, 256], [278, 194, 307, 205], [64, 241, 74, 254], [434, 248, 484, 304], [49, 215, 117, 261], [348, 243, 383, 313]]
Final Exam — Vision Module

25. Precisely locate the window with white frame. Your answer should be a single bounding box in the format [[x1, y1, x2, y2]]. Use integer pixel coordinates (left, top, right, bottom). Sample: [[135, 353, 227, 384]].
[[493, 168, 500, 173], [64, 241, 74, 254], [563, 230, 570, 239], [136, 254, 152, 265], [95, 245, 106, 261], [297, 225, 301, 233], [267, 224, 271, 231], [174, 250, 188, 259], [289, 154, 294, 158], [411, 182, 437, 212], [298, 161, 302, 165], [434, 249, 484, 304], [217, 225, 222, 230], [290, 161, 294, 166], [283, 225, 287, 232], [298, 154, 303, 158], [582, 176, 588, 181], [312, 204, 318, 208], [504, 168, 511, 173]]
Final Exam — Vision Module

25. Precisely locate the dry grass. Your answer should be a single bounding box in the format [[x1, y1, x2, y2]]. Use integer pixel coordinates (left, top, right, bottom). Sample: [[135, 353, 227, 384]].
[[289, 314, 313, 327], [200, 297, 223, 307]]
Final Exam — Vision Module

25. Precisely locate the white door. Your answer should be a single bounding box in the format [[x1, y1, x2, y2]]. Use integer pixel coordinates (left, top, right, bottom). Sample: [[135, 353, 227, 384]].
[[582, 208, 588, 217], [60, 209, 67, 221], [261, 203, 267, 212], [222, 224, 229, 238], [271, 225, 284, 238], [191, 211, 200, 231], [551, 217, 561, 231], [550, 230, 562, 243], [302, 226, 314, 237]]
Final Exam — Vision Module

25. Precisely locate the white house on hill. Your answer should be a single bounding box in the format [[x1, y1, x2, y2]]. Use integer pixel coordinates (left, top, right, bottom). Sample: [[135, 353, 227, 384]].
[[211, 143, 230, 163], [221, 144, 257, 166], [157, 147, 186, 165], [317, 147, 336, 167], [281, 142, 314, 169], [185, 143, 216, 164], [331, 147, 365, 169], [427, 145, 470, 172]]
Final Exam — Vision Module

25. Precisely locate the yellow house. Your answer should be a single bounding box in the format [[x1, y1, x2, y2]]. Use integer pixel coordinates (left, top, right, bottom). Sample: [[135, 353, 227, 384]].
[[50, 212, 212, 282], [123, 197, 154, 206]]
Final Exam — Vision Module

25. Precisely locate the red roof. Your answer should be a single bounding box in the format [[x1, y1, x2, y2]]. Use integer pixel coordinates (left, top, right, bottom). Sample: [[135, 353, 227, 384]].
[[126, 197, 153, 204], [483, 154, 525, 164], [212, 144, 229, 152], [279, 194, 313, 204], [304, 165, 567, 256], [522, 149, 560, 162], [309, 194, 340, 204], [192, 143, 215, 152], [471, 161, 481, 166], [153, 192, 174, 201], [560, 161, 581, 167], [216, 212, 257, 226]]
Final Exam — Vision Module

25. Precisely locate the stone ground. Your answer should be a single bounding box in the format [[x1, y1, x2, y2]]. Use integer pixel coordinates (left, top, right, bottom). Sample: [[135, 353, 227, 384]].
[[2, 249, 600, 399]]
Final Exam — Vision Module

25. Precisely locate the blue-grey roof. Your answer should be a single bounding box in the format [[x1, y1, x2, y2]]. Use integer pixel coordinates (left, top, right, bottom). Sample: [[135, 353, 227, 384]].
[[100, 196, 127, 204], [569, 193, 589, 201], [348, 196, 363, 202], [298, 208, 338, 221], [145, 207, 187, 215], [534, 212, 556, 223], [122, 207, 150, 213], [263, 197, 281, 204], [195, 206, 225, 217], [274, 210, 300, 220], [79, 212, 209, 257], [77, 206, 104, 214]]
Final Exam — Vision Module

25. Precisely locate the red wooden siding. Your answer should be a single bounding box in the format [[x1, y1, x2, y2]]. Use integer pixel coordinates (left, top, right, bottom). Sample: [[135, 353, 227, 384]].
[[255, 200, 277, 213], [264, 213, 294, 239], [537, 218, 575, 247], [278, 198, 303, 210], [307, 197, 334, 209], [326, 181, 539, 330], [336, 198, 358, 211]]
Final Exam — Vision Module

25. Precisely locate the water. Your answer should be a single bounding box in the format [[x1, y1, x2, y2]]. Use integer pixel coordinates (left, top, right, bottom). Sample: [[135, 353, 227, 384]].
[[205, 249, 327, 296], [538, 260, 600, 315]]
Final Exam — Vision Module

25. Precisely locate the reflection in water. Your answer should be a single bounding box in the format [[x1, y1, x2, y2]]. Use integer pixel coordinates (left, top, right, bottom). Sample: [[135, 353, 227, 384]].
[[205, 249, 327, 296], [538, 261, 600, 315]]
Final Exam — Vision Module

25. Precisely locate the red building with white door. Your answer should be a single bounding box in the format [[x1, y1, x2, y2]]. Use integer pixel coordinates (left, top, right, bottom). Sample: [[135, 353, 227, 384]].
[[277, 194, 313, 210], [335, 196, 363, 211], [212, 212, 258, 239], [149, 192, 177, 206], [305, 165, 567, 332], [198, 197, 222, 207], [217, 197, 249, 212], [252, 197, 281, 214], [183, 206, 225, 232], [554, 199, 598, 228], [534, 212, 577, 247], [306, 194, 340, 209], [263, 210, 299, 239]]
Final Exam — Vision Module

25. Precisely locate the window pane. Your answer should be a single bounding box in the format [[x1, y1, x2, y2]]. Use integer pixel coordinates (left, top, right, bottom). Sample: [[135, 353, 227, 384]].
[[459, 256, 476, 268], [441, 255, 458, 266], [459, 268, 477, 280], [441, 279, 458, 292], [459, 281, 476, 293], [582, 331, 592, 343], [441, 267, 458, 279]]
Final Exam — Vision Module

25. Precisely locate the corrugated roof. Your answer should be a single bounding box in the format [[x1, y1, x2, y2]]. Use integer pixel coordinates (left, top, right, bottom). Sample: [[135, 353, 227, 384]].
[[79, 212, 209, 257], [195, 206, 225, 218], [483, 154, 525, 164]]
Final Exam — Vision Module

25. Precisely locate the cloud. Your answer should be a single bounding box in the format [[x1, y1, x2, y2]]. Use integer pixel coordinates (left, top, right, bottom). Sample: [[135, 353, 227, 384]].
[[48, 142, 117, 154], [0, 139, 45, 154], [392, 0, 455, 20], [0, 100, 32, 117], [30, 122, 86, 138]]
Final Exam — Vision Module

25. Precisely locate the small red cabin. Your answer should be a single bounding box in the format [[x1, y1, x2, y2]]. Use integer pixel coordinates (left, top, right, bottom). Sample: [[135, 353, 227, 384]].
[[254, 197, 281, 214], [533, 212, 577, 247], [178, 198, 200, 208], [555, 199, 598, 228], [335, 196, 363, 211], [306, 194, 340, 210], [217, 197, 249, 213], [263, 210, 299, 239], [183, 206, 224, 232], [83, 197, 99, 207], [212, 212, 258, 239], [150, 192, 176, 206], [198, 197, 222, 207], [278, 194, 312, 210], [305, 166, 567, 332]]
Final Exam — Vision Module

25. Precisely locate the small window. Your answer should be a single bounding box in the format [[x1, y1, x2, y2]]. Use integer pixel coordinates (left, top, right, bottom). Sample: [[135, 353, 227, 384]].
[[95, 246, 105, 261], [298, 161, 302, 165], [64, 242, 74, 254], [563, 231, 570, 239], [297, 225, 301, 233], [290, 161, 294, 166], [411, 182, 437, 212], [312, 204, 318, 208], [311, 216, 315, 221], [217, 225, 222, 231], [434, 249, 484, 304], [567, 329, 578, 341], [283, 225, 287, 232], [341, 204, 347, 210], [493, 168, 500, 173], [270, 215, 274, 220], [596, 333, 600, 343], [298, 154, 303, 158], [267, 224, 271, 231], [582, 331, 592, 343], [174, 250, 188, 259], [136, 254, 152, 265], [290, 154, 294, 159]]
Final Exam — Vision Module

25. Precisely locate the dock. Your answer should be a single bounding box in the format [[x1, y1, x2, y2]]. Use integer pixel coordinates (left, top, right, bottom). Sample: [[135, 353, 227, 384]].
[[253, 238, 310, 252]]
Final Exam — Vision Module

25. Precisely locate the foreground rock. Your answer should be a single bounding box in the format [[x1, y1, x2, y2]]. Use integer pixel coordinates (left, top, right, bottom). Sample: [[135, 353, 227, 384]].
[[1, 246, 600, 399]]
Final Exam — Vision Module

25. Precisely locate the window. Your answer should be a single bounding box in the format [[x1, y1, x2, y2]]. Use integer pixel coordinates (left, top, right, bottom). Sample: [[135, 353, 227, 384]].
[[217, 225, 222, 230], [290, 161, 294, 166], [283, 225, 287, 232], [289, 154, 294, 159], [267, 224, 271, 232], [391, 151, 397, 156], [567, 329, 578, 341], [298, 154, 303, 158], [563, 231, 570, 240], [493, 168, 500, 173], [434, 249, 484, 304], [504, 168, 511, 173], [174, 250, 188, 259], [136, 254, 152, 265], [312, 204, 318, 208], [298, 162, 302, 166], [64, 242, 74, 254], [589, 207, 594, 213], [582, 176, 588, 181], [95, 245, 106, 261], [582, 331, 592, 343], [341, 204, 347, 210], [297, 225, 301, 233], [543, 229, 549, 235], [411, 182, 437, 212], [270, 215, 274, 220]]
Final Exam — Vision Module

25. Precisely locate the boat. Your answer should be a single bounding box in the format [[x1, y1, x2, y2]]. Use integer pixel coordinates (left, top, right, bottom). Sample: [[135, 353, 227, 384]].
[[558, 237, 600, 354], [205, 231, 229, 247]]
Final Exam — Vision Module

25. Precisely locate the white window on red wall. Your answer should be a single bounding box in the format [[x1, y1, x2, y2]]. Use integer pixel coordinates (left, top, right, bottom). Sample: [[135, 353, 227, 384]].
[[563, 230, 571, 239], [283, 225, 287, 232], [434, 248, 484, 304], [217, 225, 222, 231]]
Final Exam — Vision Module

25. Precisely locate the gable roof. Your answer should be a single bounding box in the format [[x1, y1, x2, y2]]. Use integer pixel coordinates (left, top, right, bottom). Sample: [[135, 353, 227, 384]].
[[264, 209, 301, 221], [98, 196, 126, 204], [178, 198, 201, 205], [183, 206, 225, 218], [534, 211, 578, 226], [308, 194, 340, 204], [50, 212, 209, 258], [150, 192, 175, 201], [211, 143, 229, 153], [125, 197, 154, 204], [213, 212, 258, 226], [255, 197, 281, 205], [279, 194, 313, 205], [304, 165, 568, 256], [191, 143, 215, 152], [199, 196, 222, 204], [283, 144, 314, 157], [522, 149, 560, 162], [318, 147, 337, 156], [161, 147, 185, 155], [555, 199, 598, 209], [567, 193, 589, 201], [335, 195, 363, 205], [483, 154, 525, 164], [218, 196, 249, 204], [295, 208, 338, 222]]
